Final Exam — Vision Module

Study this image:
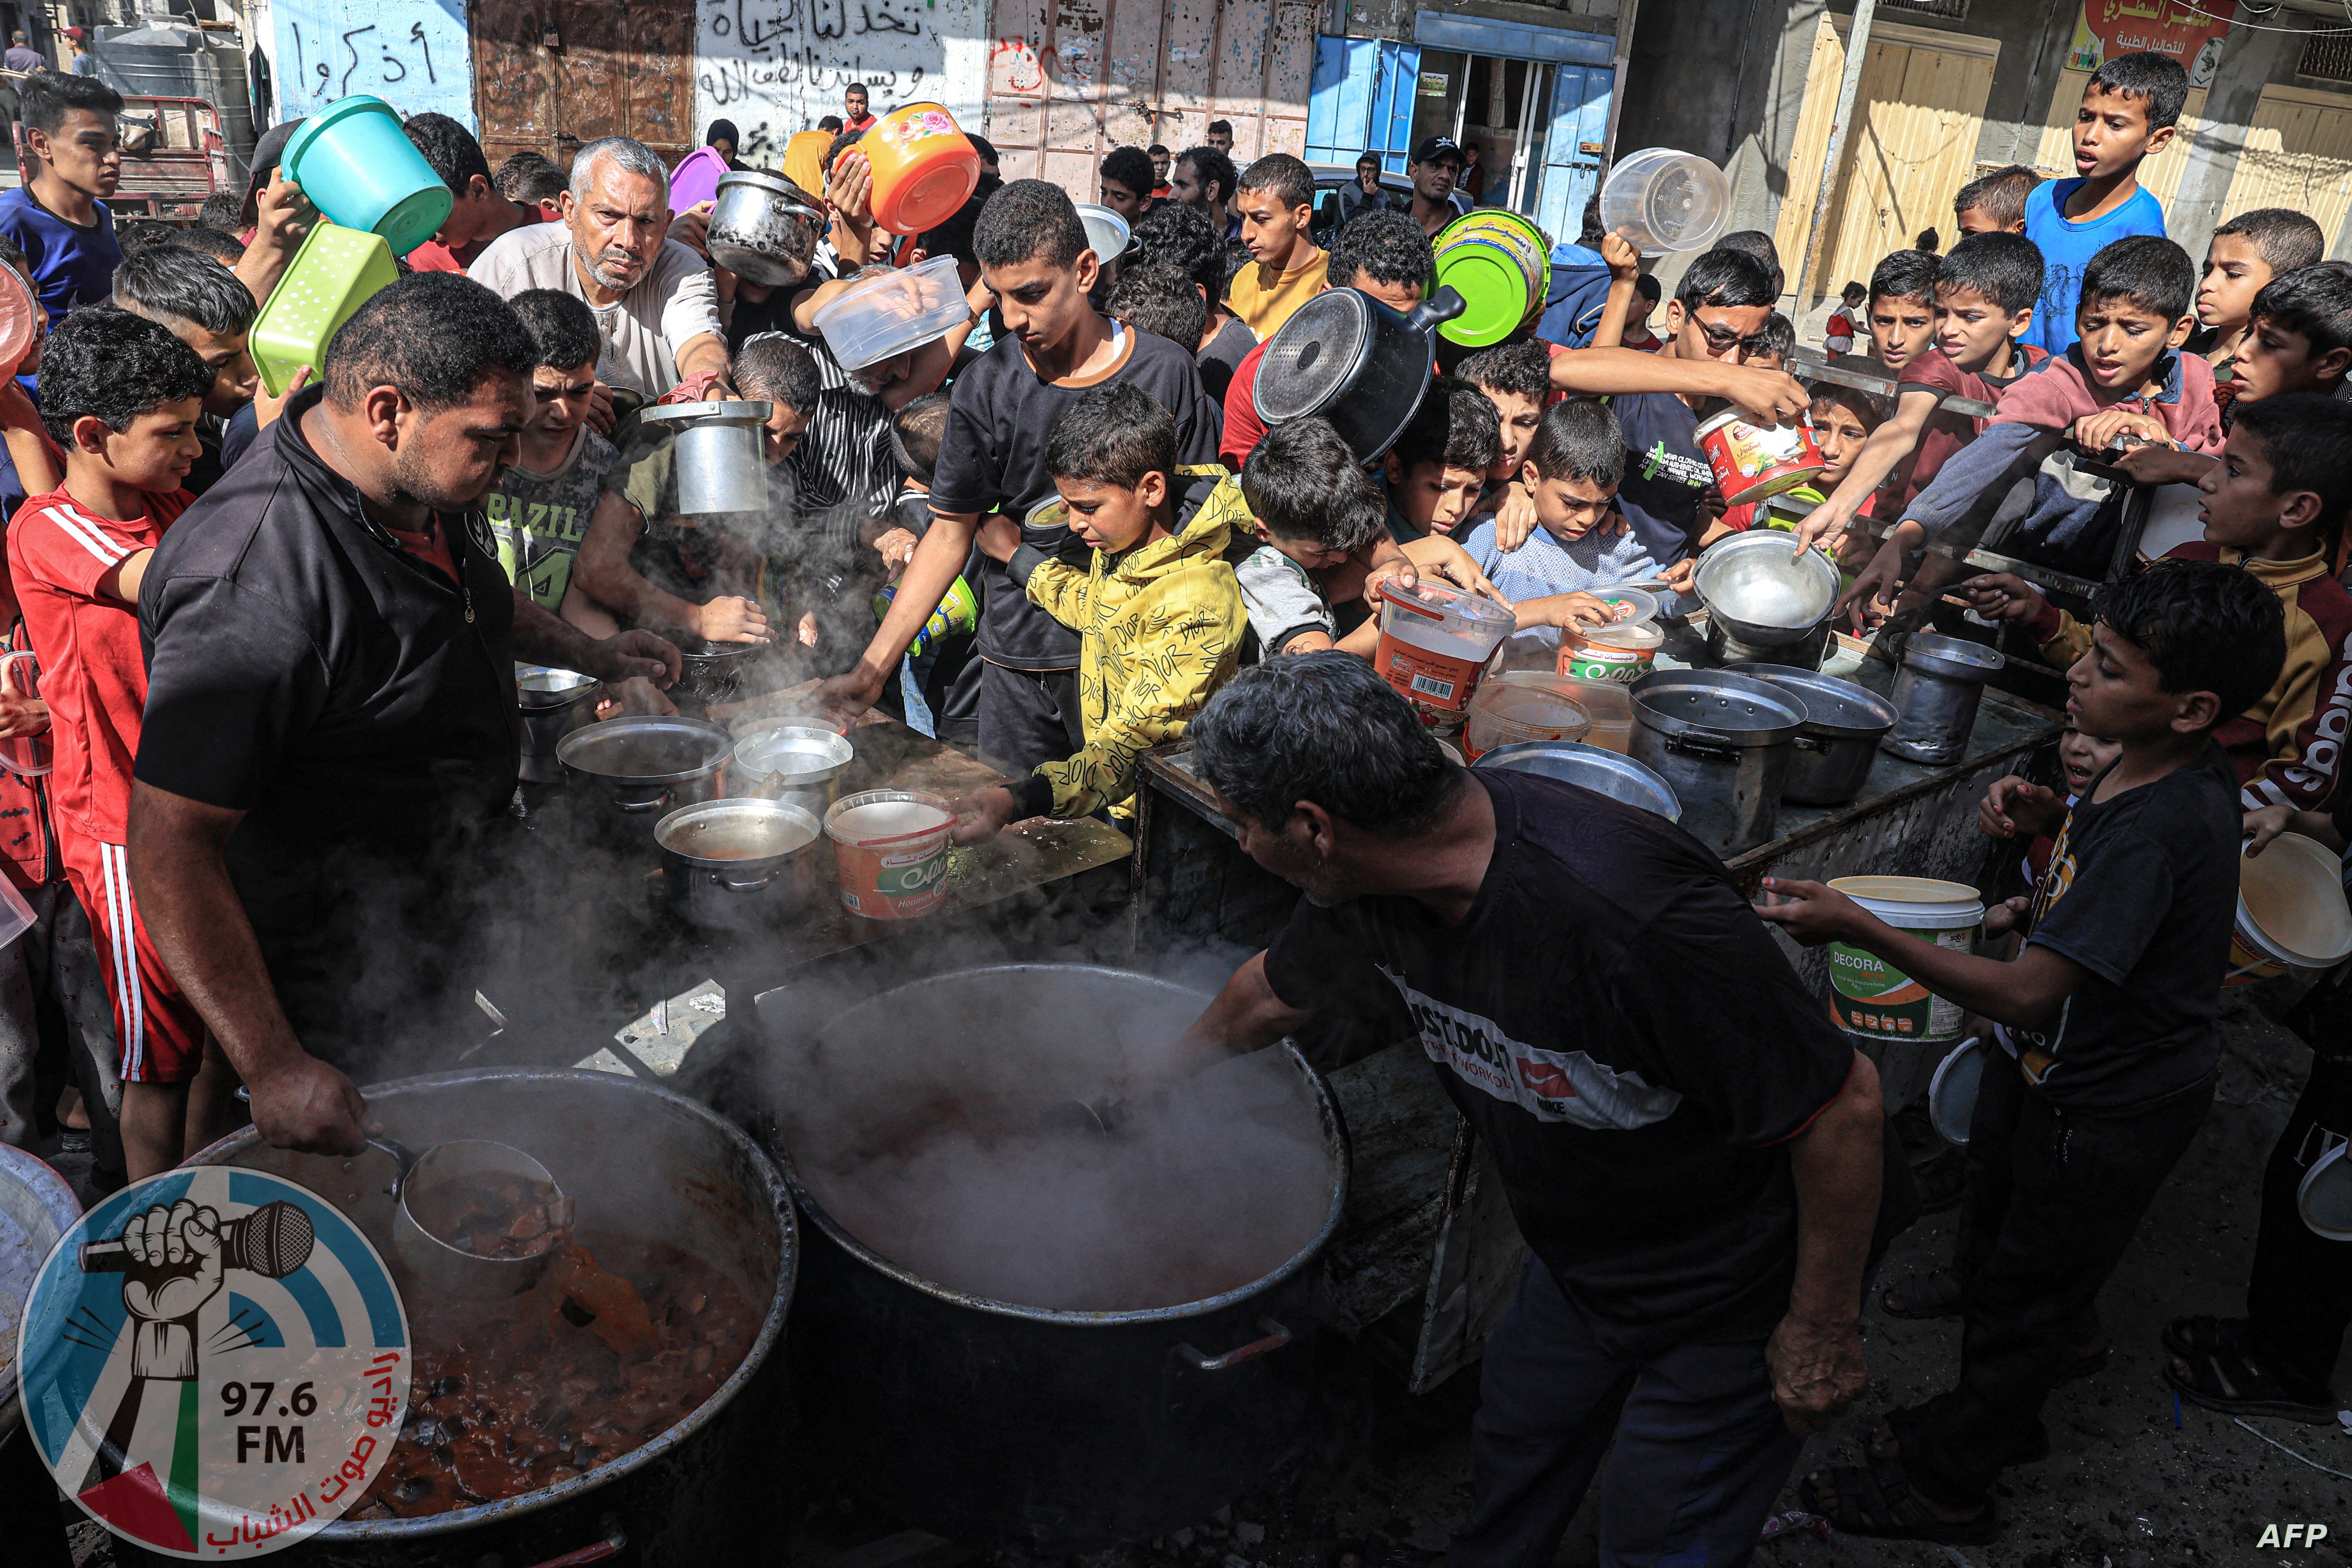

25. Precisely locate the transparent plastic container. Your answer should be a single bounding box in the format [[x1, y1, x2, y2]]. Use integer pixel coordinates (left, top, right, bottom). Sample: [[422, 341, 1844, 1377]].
[[1464, 674, 1592, 761], [250, 221, 397, 396], [1598, 148, 1730, 256], [810, 255, 970, 372], [1552, 673, 1637, 753], [1373, 582, 1519, 714]]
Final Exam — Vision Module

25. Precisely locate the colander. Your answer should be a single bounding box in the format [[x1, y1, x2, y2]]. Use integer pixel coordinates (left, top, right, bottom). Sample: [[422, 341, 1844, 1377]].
[[249, 221, 397, 397]]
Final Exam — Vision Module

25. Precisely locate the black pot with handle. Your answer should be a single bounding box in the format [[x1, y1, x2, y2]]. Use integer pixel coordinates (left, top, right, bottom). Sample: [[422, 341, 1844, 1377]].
[[1252, 285, 1468, 461]]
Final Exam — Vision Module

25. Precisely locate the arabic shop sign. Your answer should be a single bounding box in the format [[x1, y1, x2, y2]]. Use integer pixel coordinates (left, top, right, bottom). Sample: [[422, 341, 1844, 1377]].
[[2067, 0, 2235, 89], [15, 1168, 410, 1557]]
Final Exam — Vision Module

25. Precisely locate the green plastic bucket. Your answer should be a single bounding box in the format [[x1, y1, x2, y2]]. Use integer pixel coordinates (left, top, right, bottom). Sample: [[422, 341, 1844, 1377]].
[[281, 95, 454, 256], [1433, 210, 1551, 347], [250, 221, 398, 396]]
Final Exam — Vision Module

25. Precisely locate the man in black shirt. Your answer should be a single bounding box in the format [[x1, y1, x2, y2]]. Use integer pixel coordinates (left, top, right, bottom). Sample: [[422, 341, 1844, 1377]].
[[127, 275, 678, 1157], [815, 181, 1220, 775], [1762, 558, 2286, 1544], [1174, 653, 1896, 1567]]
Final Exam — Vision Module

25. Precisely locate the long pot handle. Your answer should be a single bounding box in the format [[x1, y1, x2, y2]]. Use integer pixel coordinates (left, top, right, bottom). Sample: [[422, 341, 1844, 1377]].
[[1172, 1317, 1292, 1372], [521, 1522, 628, 1568]]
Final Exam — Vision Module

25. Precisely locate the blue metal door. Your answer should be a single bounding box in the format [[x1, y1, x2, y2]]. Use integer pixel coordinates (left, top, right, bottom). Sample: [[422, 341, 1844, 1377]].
[[1307, 37, 1421, 174], [1535, 63, 1613, 244]]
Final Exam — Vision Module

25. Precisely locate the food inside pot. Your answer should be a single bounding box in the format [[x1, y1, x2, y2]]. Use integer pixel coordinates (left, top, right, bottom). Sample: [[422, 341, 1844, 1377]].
[[406, 1171, 575, 1259], [352, 1233, 758, 1518]]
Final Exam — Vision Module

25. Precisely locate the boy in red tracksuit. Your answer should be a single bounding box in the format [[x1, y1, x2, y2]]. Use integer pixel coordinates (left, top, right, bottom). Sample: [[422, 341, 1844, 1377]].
[[9, 307, 215, 1179]]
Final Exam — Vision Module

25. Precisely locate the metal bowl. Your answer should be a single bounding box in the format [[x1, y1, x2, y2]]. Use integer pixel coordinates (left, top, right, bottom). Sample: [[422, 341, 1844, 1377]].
[[1694, 531, 1839, 647], [516, 664, 599, 710], [1474, 739, 1681, 820]]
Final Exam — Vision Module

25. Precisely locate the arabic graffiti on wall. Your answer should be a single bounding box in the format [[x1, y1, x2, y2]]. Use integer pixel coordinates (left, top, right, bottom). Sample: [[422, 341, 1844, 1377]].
[[694, 0, 988, 166], [2066, 0, 2235, 89], [272, 0, 475, 129]]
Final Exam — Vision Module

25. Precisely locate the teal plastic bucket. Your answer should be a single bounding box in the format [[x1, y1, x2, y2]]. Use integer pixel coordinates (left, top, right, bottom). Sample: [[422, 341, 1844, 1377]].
[[281, 95, 454, 256]]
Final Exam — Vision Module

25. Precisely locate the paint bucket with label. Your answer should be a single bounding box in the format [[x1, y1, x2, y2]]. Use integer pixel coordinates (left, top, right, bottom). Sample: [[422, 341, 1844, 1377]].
[[1825, 876, 1985, 1044], [825, 790, 955, 920], [1372, 581, 1517, 717], [1432, 210, 1552, 347], [2228, 831, 2352, 986], [1695, 410, 1826, 506]]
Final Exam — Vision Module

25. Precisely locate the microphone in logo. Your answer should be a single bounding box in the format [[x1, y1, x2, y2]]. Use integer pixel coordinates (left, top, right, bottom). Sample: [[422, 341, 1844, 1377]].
[[77, 1199, 316, 1280]]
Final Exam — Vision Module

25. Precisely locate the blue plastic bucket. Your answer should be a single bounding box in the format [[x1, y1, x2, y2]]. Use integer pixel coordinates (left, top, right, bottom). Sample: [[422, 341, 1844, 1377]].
[[281, 95, 454, 256]]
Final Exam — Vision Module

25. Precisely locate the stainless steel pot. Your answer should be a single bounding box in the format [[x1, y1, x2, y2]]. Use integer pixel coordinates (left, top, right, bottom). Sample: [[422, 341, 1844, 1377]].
[[1723, 662, 1898, 806], [1475, 739, 1681, 820], [516, 665, 600, 784], [1706, 613, 1830, 672], [0, 1143, 80, 1449], [1882, 633, 2005, 765], [706, 170, 825, 286], [556, 715, 734, 844], [1694, 531, 1839, 648], [655, 797, 822, 929], [731, 724, 854, 816], [1628, 669, 1805, 856], [761, 964, 1347, 1553], [636, 400, 775, 518], [184, 1067, 796, 1568]]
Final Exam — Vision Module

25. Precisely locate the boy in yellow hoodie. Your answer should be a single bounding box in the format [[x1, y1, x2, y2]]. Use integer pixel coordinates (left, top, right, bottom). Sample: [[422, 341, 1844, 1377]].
[[951, 382, 1248, 838]]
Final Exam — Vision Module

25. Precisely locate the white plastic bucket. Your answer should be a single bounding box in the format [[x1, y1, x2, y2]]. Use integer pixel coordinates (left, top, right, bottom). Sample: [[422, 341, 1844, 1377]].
[[2228, 832, 2352, 987], [1826, 876, 1985, 1044]]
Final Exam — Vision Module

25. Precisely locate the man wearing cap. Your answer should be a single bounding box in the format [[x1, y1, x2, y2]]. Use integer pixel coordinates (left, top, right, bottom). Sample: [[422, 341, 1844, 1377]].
[[66, 27, 94, 75], [1406, 135, 1467, 239], [471, 134, 728, 400]]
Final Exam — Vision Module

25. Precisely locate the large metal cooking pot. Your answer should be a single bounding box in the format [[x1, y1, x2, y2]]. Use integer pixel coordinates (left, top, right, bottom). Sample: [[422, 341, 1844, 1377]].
[[1723, 662, 1897, 805], [1628, 669, 1805, 857], [516, 665, 600, 784], [636, 399, 775, 518], [655, 796, 822, 929], [732, 724, 854, 816], [556, 716, 733, 844], [763, 964, 1347, 1552], [186, 1068, 795, 1568], [0, 1143, 80, 1450], [1883, 633, 2005, 765], [1476, 739, 1681, 820], [1252, 285, 1467, 461], [705, 170, 825, 286], [1694, 531, 1839, 649]]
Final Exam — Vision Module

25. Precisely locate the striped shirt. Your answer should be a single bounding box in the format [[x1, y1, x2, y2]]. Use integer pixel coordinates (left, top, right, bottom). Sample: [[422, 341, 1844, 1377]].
[[757, 332, 899, 551]]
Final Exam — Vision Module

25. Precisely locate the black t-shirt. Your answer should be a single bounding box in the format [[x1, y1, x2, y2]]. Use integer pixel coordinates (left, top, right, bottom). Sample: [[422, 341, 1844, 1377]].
[[1262, 770, 1887, 1356], [929, 321, 1220, 669], [1197, 315, 1257, 407], [1610, 391, 1715, 565], [2009, 744, 2240, 1112]]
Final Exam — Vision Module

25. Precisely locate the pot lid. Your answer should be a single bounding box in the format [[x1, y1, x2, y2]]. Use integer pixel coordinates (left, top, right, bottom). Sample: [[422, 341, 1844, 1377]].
[[655, 797, 821, 864], [1900, 633, 2004, 681], [556, 716, 732, 784], [1475, 740, 1680, 820], [638, 399, 775, 430], [1630, 670, 1804, 745], [1721, 662, 1897, 739]]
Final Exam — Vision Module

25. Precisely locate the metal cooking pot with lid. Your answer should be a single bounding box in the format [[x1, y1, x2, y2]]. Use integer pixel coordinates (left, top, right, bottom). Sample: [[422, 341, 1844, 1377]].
[[762, 963, 1346, 1552], [636, 399, 775, 519], [1253, 285, 1468, 461], [706, 170, 826, 286], [556, 715, 733, 842], [1627, 669, 1805, 857], [1694, 531, 1840, 648], [184, 1067, 795, 1568], [655, 796, 823, 929], [733, 723, 855, 815], [1722, 662, 1897, 806]]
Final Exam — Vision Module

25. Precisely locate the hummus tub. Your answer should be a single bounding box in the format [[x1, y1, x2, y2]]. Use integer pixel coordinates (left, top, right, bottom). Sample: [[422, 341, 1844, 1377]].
[[1562, 619, 1662, 684], [2228, 831, 2352, 986], [825, 790, 955, 919], [1825, 876, 1985, 1044]]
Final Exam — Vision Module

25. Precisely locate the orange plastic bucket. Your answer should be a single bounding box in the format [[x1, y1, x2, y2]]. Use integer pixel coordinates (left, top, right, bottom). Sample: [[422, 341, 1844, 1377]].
[[863, 102, 981, 235], [825, 789, 955, 918]]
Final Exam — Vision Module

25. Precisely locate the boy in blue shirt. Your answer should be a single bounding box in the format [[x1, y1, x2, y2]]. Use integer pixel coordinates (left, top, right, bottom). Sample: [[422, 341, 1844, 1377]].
[[2022, 50, 2186, 358], [1462, 398, 1694, 610], [0, 71, 124, 327]]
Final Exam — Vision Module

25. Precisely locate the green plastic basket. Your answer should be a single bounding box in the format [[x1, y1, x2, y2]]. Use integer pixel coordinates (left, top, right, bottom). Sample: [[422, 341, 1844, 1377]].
[[250, 220, 397, 397]]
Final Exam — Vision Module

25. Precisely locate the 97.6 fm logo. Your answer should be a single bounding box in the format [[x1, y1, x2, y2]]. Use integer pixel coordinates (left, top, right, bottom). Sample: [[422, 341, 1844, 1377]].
[[15, 1166, 409, 1557]]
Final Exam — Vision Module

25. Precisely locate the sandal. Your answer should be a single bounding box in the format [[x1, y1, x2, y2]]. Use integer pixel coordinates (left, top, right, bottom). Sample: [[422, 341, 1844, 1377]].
[[1910, 1147, 1968, 1214], [1797, 1456, 1998, 1545], [2160, 1315, 2339, 1426], [1880, 1267, 1965, 1321]]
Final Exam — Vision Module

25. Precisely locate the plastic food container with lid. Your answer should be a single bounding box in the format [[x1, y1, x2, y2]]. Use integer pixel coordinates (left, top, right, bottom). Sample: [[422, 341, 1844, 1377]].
[[1431, 210, 1551, 348], [810, 255, 971, 372], [250, 220, 398, 396], [1597, 147, 1730, 256], [863, 101, 982, 235], [1372, 581, 1518, 715]]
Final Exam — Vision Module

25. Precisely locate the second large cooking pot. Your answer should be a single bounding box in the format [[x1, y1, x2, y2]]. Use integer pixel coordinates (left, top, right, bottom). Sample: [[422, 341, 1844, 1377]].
[[1629, 669, 1805, 856], [556, 715, 733, 843], [762, 964, 1347, 1552], [1723, 662, 1897, 805], [706, 170, 826, 286], [1253, 285, 1468, 461]]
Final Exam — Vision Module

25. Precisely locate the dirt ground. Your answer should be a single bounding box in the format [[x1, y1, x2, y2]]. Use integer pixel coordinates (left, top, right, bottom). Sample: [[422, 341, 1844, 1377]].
[[44, 991, 2352, 1568]]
